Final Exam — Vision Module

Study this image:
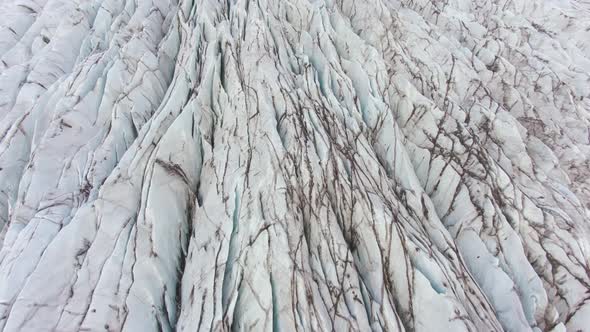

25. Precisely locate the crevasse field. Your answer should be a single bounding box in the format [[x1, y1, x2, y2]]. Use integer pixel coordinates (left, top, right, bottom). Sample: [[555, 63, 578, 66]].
[[0, 0, 589, 331]]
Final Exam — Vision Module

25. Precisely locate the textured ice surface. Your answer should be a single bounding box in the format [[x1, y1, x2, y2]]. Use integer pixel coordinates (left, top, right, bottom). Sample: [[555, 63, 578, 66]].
[[0, 0, 589, 331]]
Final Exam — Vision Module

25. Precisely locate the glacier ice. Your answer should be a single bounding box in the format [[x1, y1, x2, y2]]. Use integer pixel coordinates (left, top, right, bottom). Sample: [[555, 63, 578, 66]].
[[0, 0, 589, 331]]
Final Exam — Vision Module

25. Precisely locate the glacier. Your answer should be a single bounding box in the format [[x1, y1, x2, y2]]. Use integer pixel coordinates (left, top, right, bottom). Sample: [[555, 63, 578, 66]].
[[0, 0, 589, 331]]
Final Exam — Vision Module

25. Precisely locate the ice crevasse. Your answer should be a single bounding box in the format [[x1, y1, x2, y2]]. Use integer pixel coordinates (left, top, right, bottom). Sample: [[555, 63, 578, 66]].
[[0, 0, 589, 331]]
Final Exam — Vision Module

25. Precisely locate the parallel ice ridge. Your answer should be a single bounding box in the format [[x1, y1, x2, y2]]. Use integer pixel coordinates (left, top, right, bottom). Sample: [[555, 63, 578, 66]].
[[0, 0, 589, 331]]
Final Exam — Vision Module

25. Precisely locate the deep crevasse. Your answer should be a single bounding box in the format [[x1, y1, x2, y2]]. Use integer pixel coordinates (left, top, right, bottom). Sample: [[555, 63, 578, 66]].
[[0, 0, 589, 331]]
